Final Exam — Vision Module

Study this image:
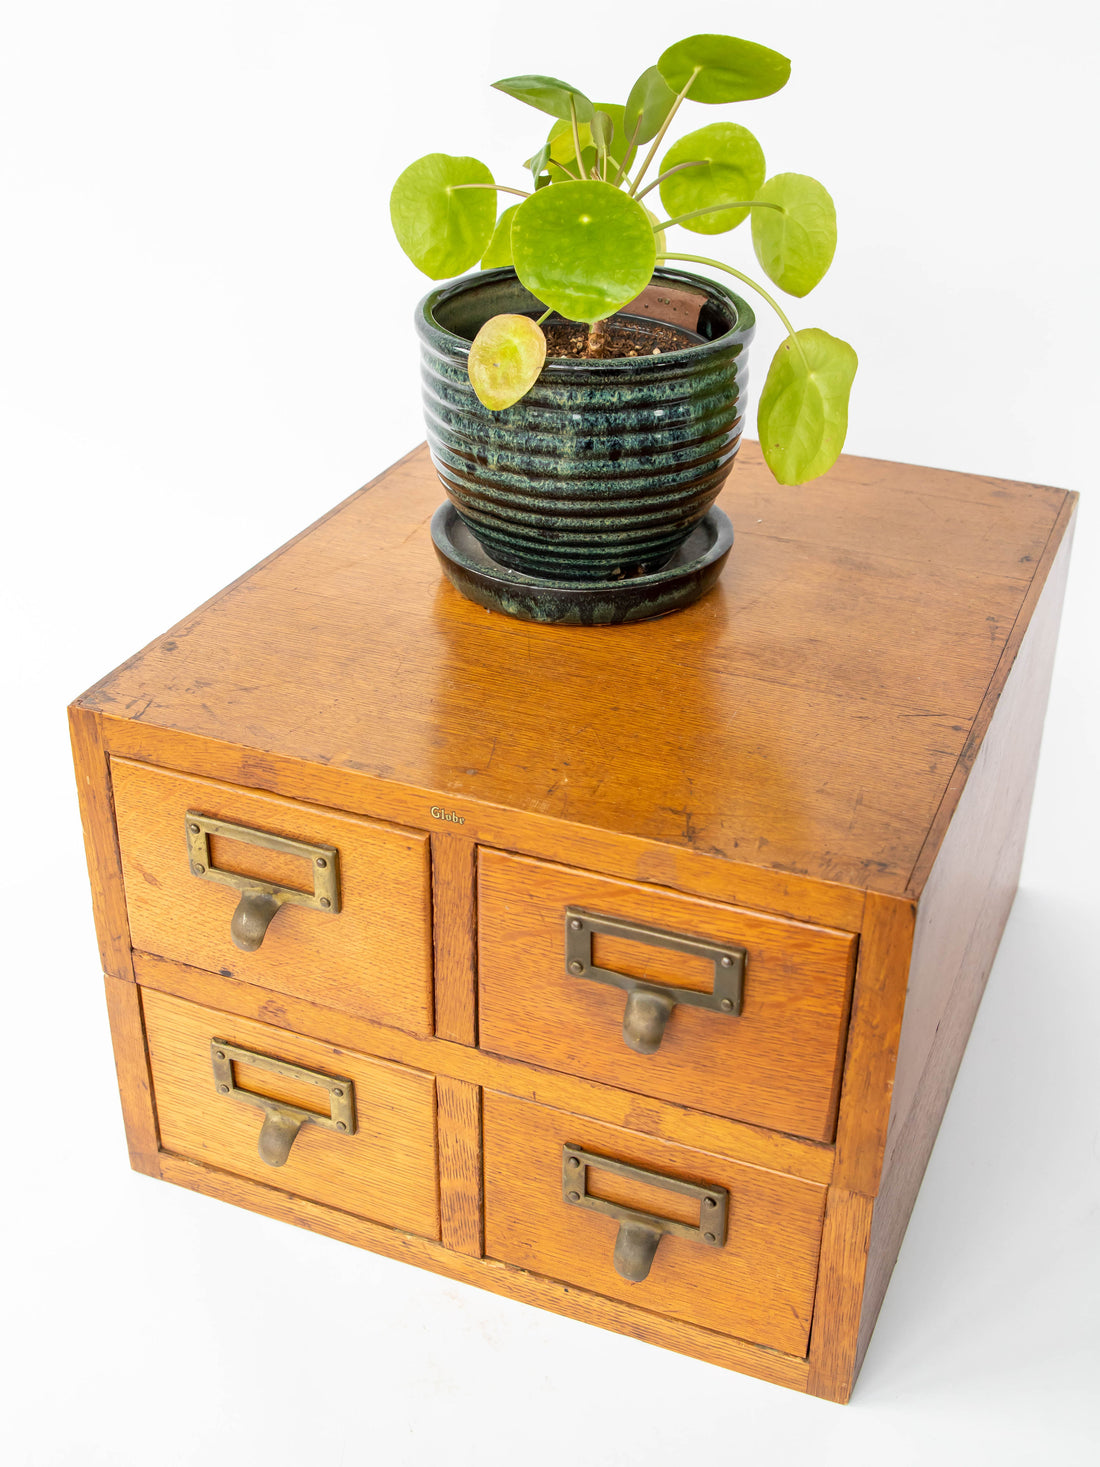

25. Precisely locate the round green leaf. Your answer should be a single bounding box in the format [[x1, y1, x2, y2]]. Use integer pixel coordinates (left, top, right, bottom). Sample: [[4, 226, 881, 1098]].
[[481, 204, 520, 269], [492, 74, 595, 122], [658, 33, 791, 103], [751, 173, 837, 297], [468, 314, 548, 411], [658, 122, 765, 233], [390, 154, 496, 279], [625, 65, 677, 146], [758, 329, 857, 485], [511, 180, 657, 323]]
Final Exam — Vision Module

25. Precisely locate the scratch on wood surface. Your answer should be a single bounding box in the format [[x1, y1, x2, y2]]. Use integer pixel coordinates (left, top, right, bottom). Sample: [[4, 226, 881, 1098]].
[[400, 511, 434, 546]]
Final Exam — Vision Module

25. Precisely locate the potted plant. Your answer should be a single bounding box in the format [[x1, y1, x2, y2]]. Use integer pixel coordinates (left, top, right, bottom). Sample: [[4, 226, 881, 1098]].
[[391, 32, 856, 624]]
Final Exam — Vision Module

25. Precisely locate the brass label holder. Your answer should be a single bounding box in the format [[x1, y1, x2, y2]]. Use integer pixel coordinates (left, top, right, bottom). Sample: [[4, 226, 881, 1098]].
[[186, 811, 340, 952], [564, 907, 746, 1054], [562, 1144, 729, 1282], [211, 1039, 356, 1167]]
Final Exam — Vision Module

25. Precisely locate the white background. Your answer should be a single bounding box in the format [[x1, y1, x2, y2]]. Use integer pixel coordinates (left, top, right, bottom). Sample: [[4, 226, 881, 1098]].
[[2, 2, 1098, 1462]]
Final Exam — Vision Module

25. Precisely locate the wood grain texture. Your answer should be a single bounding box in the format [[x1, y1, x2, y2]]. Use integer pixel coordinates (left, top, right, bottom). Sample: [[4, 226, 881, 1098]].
[[133, 951, 834, 1184], [69, 706, 134, 981], [74, 442, 1070, 898], [97, 713, 864, 931], [732, 450, 1066, 580], [436, 1076, 483, 1257], [886, 523, 1072, 1157], [483, 1091, 827, 1357], [71, 443, 1077, 1401], [143, 987, 440, 1238], [479, 851, 857, 1142], [854, 518, 1076, 1378], [831, 893, 916, 1195], [158, 1150, 811, 1391], [805, 1188, 874, 1403], [905, 490, 1079, 896], [431, 834, 477, 1044], [102, 974, 161, 1176], [112, 758, 433, 1034]]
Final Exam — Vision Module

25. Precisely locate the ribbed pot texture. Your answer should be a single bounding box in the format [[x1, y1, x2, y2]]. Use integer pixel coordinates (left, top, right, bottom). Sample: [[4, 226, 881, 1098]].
[[417, 267, 754, 582]]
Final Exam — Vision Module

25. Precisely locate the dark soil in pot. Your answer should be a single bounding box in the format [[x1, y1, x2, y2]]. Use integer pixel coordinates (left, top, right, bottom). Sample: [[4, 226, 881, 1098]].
[[417, 266, 754, 584], [542, 316, 702, 358]]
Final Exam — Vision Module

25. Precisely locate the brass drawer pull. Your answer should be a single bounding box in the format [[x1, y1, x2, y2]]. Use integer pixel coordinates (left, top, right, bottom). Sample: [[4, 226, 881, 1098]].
[[210, 1039, 356, 1166], [562, 1144, 728, 1282], [564, 908, 746, 1054], [186, 811, 340, 952]]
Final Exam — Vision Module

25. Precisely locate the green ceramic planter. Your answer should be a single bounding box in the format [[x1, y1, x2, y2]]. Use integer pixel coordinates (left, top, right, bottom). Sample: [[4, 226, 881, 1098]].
[[417, 267, 755, 585]]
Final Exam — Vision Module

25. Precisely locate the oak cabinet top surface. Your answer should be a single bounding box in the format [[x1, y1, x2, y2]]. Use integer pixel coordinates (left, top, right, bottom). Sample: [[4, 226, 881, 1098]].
[[77, 441, 1073, 899]]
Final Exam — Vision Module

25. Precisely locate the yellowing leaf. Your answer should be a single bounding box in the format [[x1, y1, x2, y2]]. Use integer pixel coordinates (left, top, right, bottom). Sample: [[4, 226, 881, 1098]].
[[468, 313, 548, 410], [758, 328, 857, 484]]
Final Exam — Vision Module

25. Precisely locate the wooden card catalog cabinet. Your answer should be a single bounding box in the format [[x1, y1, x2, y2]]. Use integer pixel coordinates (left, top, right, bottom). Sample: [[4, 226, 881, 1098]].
[[70, 442, 1075, 1401]]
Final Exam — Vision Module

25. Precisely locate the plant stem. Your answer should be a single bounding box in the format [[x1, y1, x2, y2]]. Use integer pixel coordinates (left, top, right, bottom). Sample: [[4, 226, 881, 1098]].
[[569, 96, 588, 180], [452, 183, 532, 198], [651, 201, 784, 231], [633, 159, 707, 201], [628, 67, 700, 197], [657, 251, 809, 367], [610, 119, 642, 187], [536, 307, 553, 326]]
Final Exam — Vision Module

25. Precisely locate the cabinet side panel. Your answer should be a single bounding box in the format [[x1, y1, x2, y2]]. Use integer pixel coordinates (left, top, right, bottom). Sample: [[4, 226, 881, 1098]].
[[806, 1187, 874, 1403], [832, 893, 915, 1196], [855, 516, 1075, 1376], [69, 705, 134, 982], [103, 975, 161, 1177]]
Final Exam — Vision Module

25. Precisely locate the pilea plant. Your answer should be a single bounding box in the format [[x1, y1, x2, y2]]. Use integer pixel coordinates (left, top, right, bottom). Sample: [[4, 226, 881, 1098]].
[[390, 32, 856, 486]]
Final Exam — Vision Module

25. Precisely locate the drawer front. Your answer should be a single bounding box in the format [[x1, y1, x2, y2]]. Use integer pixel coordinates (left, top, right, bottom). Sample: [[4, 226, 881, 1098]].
[[483, 1092, 826, 1356], [478, 852, 857, 1141], [113, 759, 432, 1033], [143, 988, 440, 1237]]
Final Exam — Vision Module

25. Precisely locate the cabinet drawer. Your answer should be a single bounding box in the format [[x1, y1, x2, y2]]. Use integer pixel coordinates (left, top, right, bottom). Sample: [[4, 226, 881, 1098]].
[[483, 1092, 825, 1356], [478, 852, 857, 1142], [143, 988, 440, 1237], [113, 760, 432, 1034]]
